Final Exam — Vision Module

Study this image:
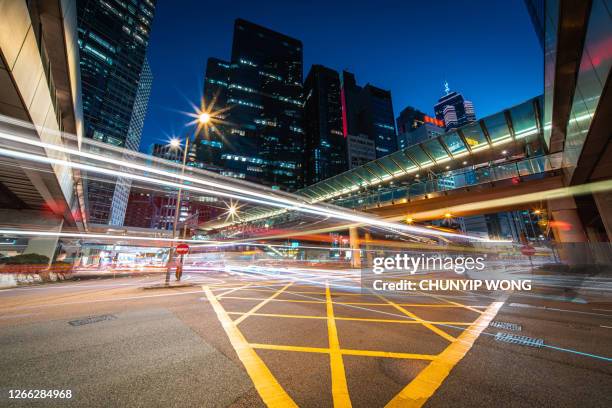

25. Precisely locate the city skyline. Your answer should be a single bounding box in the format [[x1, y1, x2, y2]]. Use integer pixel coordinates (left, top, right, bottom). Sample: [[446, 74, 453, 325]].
[[1, 2, 611, 407], [140, 0, 543, 149]]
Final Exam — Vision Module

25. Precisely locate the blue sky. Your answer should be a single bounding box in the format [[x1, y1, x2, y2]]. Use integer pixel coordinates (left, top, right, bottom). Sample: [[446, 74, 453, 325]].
[[140, 0, 543, 150]]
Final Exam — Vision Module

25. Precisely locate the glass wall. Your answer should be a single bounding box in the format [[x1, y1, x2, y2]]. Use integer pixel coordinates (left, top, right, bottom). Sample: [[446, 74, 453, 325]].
[[564, 0, 612, 173]]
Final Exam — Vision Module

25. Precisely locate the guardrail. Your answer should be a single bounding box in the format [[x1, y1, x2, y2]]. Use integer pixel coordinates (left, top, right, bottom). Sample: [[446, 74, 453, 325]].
[[332, 153, 564, 210]]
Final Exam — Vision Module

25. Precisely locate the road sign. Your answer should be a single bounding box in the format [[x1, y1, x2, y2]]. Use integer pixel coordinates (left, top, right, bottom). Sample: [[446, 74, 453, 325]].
[[520, 245, 536, 256], [176, 243, 189, 255]]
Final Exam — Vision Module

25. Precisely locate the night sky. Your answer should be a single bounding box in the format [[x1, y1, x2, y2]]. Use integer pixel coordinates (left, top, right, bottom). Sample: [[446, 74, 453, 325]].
[[140, 0, 543, 151]]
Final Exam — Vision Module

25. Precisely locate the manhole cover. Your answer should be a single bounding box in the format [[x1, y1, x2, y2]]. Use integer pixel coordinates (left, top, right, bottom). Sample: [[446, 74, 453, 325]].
[[494, 332, 544, 348], [68, 314, 117, 327], [490, 321, 522, 331]]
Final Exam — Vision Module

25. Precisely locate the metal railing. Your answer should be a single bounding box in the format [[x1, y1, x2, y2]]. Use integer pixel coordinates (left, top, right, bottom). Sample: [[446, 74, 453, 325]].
[[332, 153, 564, 210]]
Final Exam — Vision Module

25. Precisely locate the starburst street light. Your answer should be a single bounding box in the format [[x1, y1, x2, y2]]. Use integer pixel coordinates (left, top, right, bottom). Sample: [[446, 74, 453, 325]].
[[169, 138, 181, 148], [222, 199, 243, 223], [228, 204, 237, 215], [199, 112, 211, 124]]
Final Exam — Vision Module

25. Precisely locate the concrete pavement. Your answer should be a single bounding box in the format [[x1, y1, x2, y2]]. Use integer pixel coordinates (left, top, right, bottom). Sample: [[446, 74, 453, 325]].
[[0, 270, 610, 407]]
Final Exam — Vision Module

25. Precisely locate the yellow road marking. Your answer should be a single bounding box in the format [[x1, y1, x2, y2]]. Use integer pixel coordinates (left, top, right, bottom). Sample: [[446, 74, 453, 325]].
[[220, 296, 324, 304], [342, 349, 436, 360], [338, 302, 485, 307], [385, 300, 505, 408], [227, 311, 473, 326], [233, 283, 293, 325], [242, 288, 327, 295], [229, 312, 325, 320], [420, 292, 484, 314], [203, 286, 298, 408], [249, 343, 437, 360], [217, 283, 253, 297], [376, 294, 456, 343], [251, 343, 330, 354], [326, 283, 352, 407], [217, 296, 486, 308]]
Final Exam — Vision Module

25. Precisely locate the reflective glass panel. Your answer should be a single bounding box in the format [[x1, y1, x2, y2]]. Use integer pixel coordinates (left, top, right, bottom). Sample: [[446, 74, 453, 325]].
[[406, 145, 433, 166], [422, 139, 450, 161], [389, 150, 418, 172], [483, 112, 511, 143], [509, 101, 537, 139], [441, 132, 468, 156], [461, 123, 488, 150]]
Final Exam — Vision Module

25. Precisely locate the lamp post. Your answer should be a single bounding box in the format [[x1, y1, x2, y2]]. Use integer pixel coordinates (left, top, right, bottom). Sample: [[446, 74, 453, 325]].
[[164, 112, 211, 285]]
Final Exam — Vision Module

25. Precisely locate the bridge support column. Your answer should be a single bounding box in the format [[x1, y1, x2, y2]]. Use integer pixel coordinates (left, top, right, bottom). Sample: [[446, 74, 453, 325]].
[[548, 197, 588, 265], [0, 210, 63, 266], [548, 197, 587, 243], [593, 192, 612, 242], [364, 231, 373, 267], [349, 227, 361, 268]]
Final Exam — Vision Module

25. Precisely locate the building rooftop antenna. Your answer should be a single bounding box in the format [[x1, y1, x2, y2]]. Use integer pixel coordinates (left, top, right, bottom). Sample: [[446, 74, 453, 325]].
[[444, 80, 450, 95]]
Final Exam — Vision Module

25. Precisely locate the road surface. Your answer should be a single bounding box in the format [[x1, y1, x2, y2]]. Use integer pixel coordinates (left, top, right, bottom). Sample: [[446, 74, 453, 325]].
[[0, 268, 611, 407]]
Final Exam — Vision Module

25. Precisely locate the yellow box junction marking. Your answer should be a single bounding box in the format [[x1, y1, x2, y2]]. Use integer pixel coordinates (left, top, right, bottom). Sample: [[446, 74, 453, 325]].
[[326, 282, 352, 407], [206, 282, 503, 408], [233, 283, 293, 325], [226, 311, 474, 326], [385, 300, 505, 408], [375, 294, 457, 343], [420, 292, 484, 315], [202, 286, 298, 408]]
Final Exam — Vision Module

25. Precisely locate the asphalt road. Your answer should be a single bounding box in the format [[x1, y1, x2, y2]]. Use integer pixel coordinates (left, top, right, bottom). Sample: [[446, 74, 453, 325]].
[[0, 268, 611, 407]]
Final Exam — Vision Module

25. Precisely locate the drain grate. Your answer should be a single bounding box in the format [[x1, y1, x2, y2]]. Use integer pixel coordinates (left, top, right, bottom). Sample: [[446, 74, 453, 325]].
[[489, 321, 522, 331], [494, 332, 544, 348], [69, 314, 117, 327]]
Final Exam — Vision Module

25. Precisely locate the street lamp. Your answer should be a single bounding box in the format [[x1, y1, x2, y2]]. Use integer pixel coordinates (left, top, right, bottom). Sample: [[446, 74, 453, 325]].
[[165, 136, 191, 285], [199, 112, 211, 124]]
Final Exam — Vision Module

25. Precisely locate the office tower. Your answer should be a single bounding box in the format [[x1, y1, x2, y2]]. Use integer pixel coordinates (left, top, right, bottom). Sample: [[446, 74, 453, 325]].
[[433, 82, 476, 131], [123, 191, 158, 228], [303, 65, 346, 185], [199, 19, 304, 191], [346, 134, 376, 169], [398, 122, 446, 150], [77, 0, 156, 225], [108, 58, 153, 225], [341, 71, 397, 158], [396, 106, 445, 149], [150, 143, 181, 162], [396, 106, 427, 134]]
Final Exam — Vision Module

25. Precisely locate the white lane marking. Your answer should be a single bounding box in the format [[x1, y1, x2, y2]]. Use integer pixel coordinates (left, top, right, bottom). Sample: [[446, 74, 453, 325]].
[[600, 325, 612, 329], [509, 302, 612, 317]]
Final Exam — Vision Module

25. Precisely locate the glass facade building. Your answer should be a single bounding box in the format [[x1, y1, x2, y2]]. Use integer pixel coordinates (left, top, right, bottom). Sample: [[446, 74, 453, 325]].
[[396, 106, 445, 150], [433, 86, 476, 131], [77, 0, 156, 224], [199, 19, 304, 191], [303, 65, 346, 185], [341, 71, 398, 159]]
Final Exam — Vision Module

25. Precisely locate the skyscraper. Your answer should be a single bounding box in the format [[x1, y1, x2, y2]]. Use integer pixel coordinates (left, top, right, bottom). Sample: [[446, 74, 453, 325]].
[[433, 82, 476, 131], [395, 106, 445, 149], [199, 19, 304, 191], [303, 65, 346, 185], [77, 0, 156, 224], [341, 71, 397, 158], [109, 58, 153, 225]]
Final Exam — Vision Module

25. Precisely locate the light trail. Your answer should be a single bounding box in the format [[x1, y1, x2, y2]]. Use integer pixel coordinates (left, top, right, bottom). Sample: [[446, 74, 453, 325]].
[[386, 179, 612, 221], [0, 136, 502, 242], [0, 229, 217, 244]]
